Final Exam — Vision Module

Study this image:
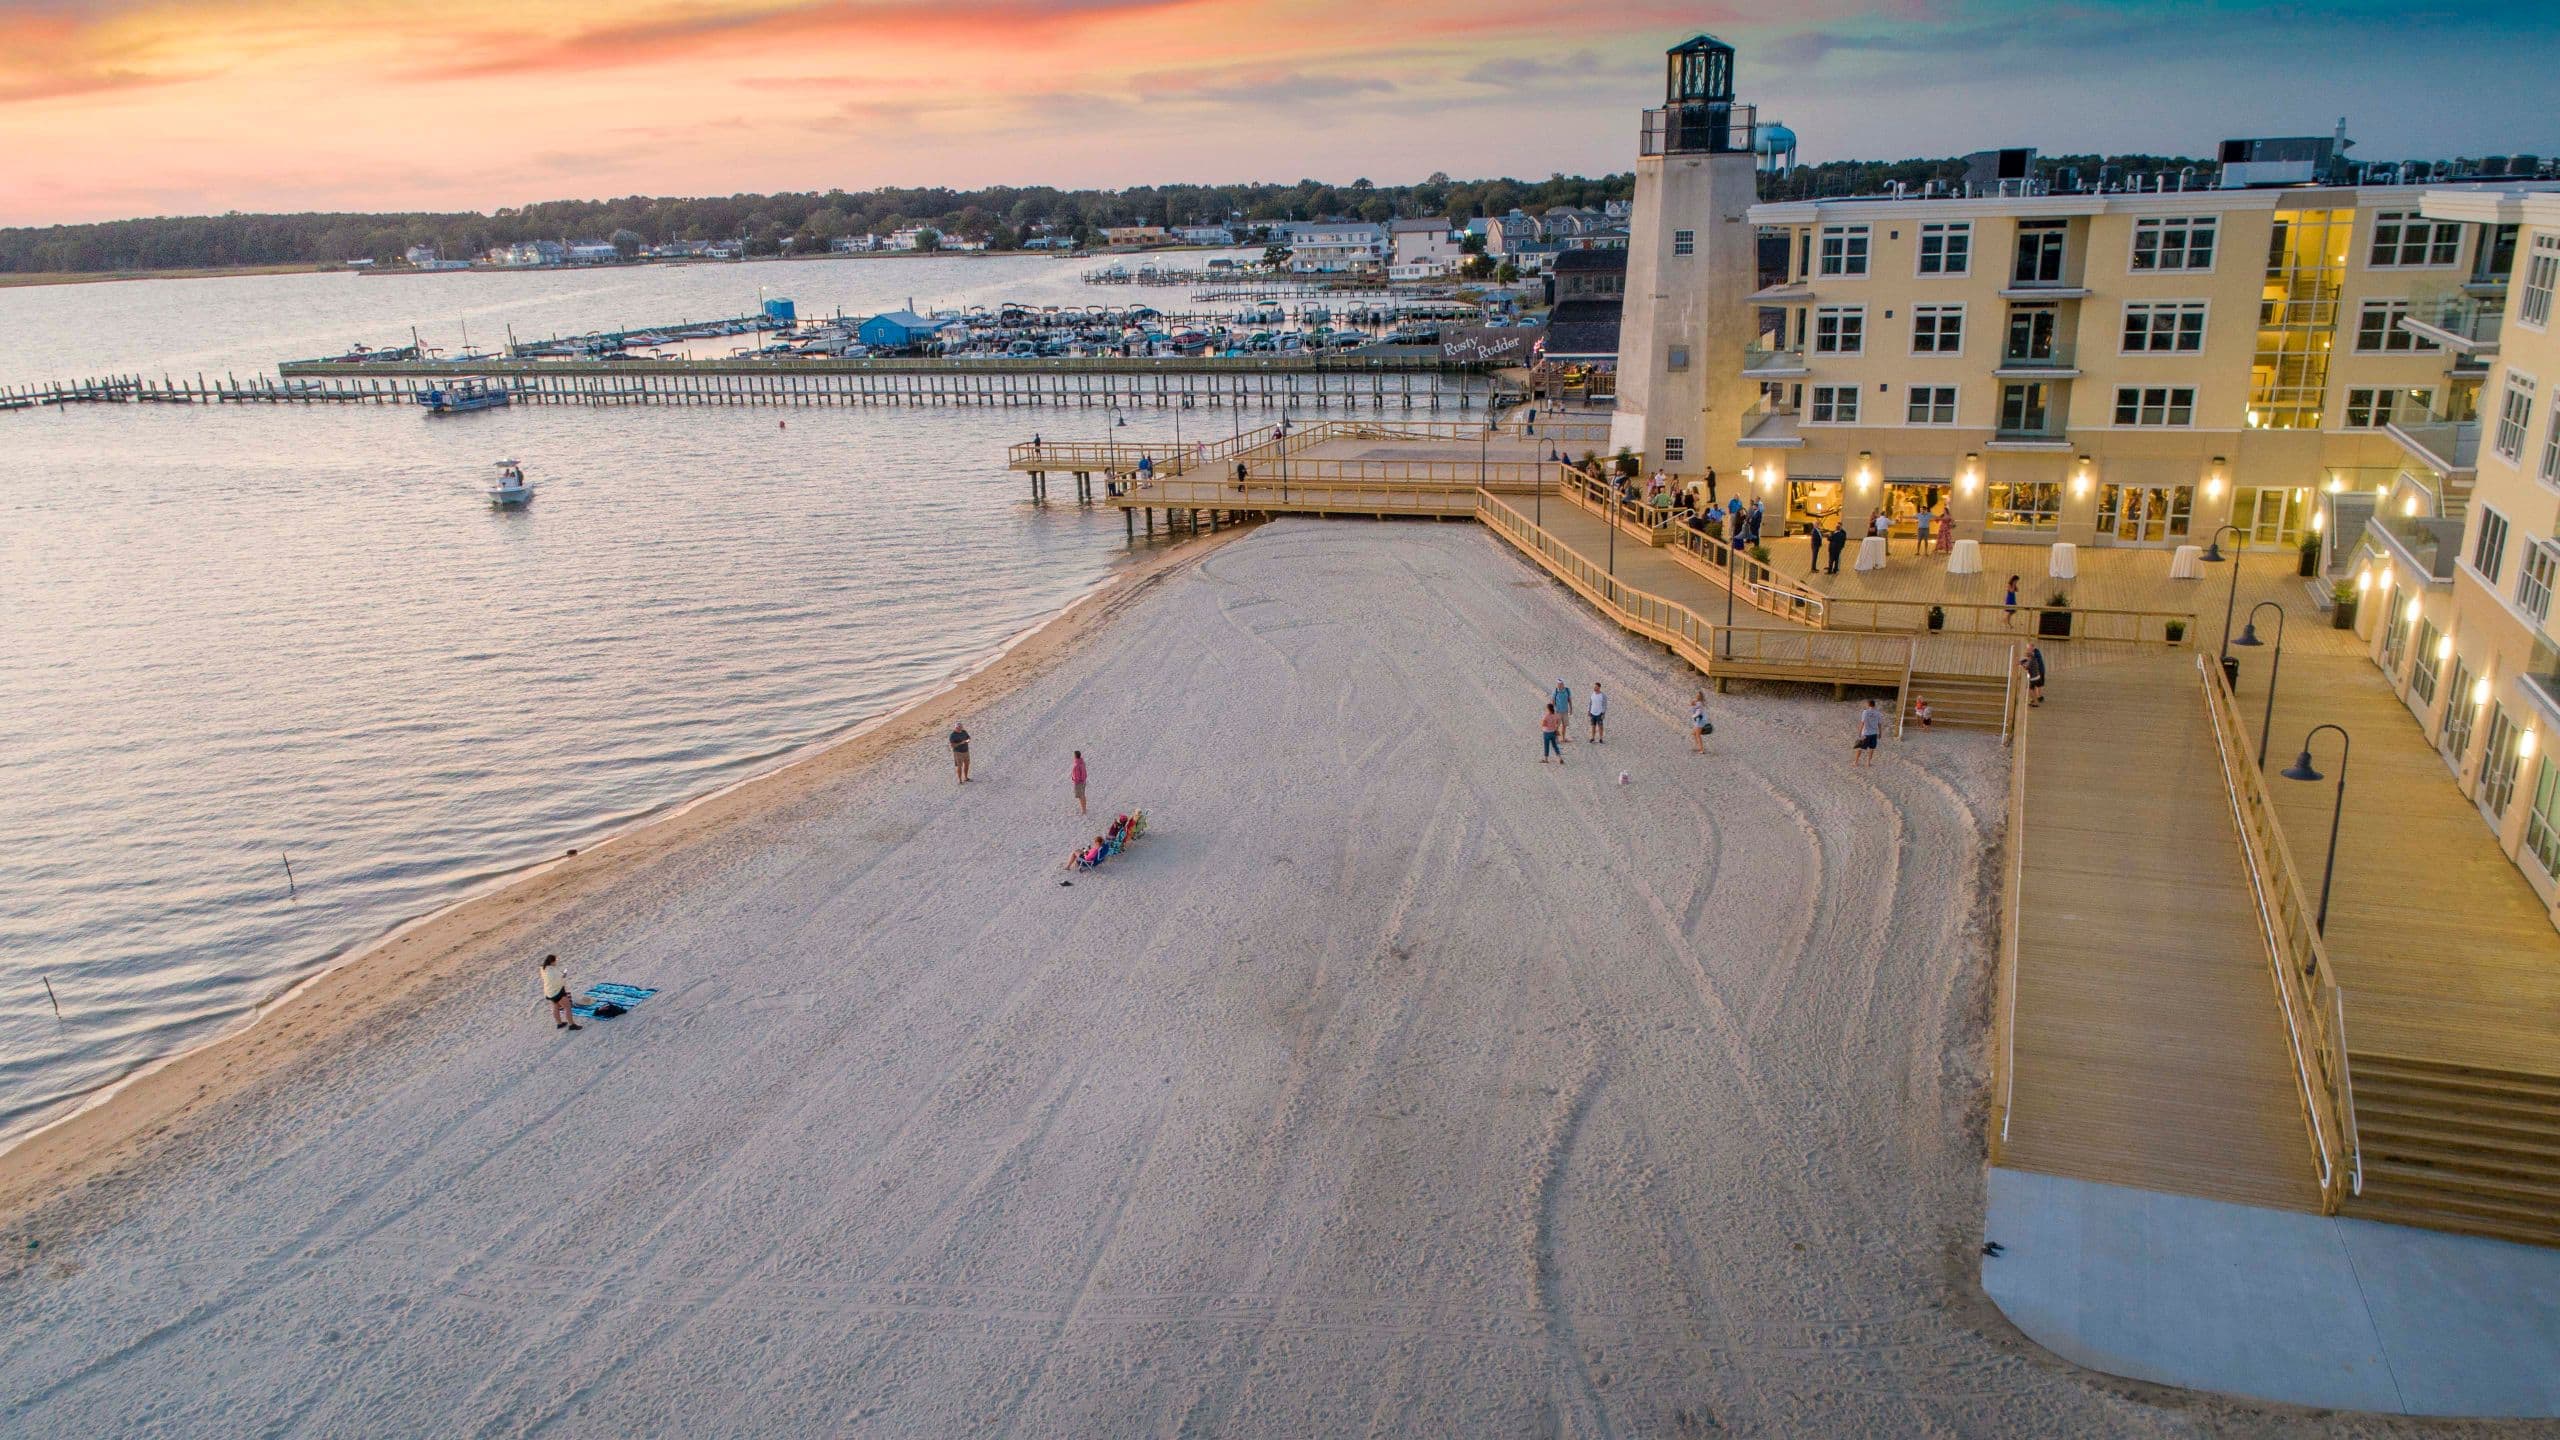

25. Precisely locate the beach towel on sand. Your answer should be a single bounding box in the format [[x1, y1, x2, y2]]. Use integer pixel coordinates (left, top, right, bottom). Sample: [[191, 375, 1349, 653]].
[[571, 983, 659, 1020]]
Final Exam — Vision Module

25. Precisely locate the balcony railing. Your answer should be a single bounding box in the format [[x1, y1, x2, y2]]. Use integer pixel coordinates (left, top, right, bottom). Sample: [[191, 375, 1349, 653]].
[[2370, 508, 2462, 581], [2401, 295, 2504, 350], [2384, 408, 2482, 473], [1995, 343, 2076, 373], [1992, 422, 2067, 444], [1741, 344, 1808, 375], [1638, 102, 1760, 157]]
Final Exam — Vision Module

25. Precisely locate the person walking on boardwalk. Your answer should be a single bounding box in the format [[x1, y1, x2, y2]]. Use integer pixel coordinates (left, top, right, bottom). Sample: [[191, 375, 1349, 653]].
[[1704, 466, 1719, 507], [1825, 522, 1848, 575], [2002, 575, 2021, 627], [1551, 679, 1573, 740], [1915, 505, 1934, 555], [1540, 703, 1565, 763], [1852, 699, 1884, 766], [2021, 645, 2048, 707], [1690, 690, 1711, 753], [1071, 749, 1089, 815], [949, 720, 972, 783], [541, 954, 581, 1032], [1588, 681, 1608, 743], [1745, 497, 1765, 547], [1807, 521, 1824, 570]]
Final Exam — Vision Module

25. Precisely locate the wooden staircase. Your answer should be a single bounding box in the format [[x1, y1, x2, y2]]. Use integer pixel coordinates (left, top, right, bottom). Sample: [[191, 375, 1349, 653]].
[[1903, 671, 2010, 733], [2347, 1053, 2560, 1247]]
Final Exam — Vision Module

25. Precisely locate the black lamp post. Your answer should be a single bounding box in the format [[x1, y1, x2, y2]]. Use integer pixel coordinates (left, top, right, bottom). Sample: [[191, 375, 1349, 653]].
[[2231, 600, 2287, 770], [2203, 522, 2247, 663], [2280, 723, 2351, 934]]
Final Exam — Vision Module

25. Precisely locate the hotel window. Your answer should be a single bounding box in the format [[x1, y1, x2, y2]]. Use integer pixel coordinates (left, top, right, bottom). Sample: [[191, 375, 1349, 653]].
[[2442, 657, 2479, 763], [1907, 386, 1959, 425], [2527, 760, 2560, 879], [2129, 216, 2218, 272], [1911, 304, 1964, 354], [1818, 224, 1870, 277], [1808, 385, 1860, 424], [2409, 620, 2443, 707], [2544, 399, 2560, 488], [1999, 383, 2054, 435], [1663, 437, 1687, 462], [2113, 386, 2196, 426], [2121, 301, 2207, 353], [2523, 235, 2559, 330], [1673, 229, 1696, 257], [2354, 300, 2438, 353], [1987, 482, 2060, 529], [2473, 507, 2511, 584], [2343, 386, 2430, 429], [2012, 220, 2067, 285], [2369, 209, 2462, 268], [2480, 707, 2525, 817], [2494, 375, 2534, 462], [2520, 541, 2558, 622], [1813, 306, 1865, 354], [1917, 222, 1971, 276]]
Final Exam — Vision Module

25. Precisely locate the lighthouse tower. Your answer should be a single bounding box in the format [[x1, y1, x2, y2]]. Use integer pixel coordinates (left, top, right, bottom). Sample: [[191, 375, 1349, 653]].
[[1609, 35, 1761, 479]]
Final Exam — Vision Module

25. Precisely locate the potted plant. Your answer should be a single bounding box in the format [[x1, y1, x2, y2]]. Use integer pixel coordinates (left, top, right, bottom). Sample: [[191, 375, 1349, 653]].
[[1749, 543, 1771, 565], [2297, 532, 2322, 578], [1615, 450, 1640, 480], [1927, 604, 1946, 632], [2037, 589, 2074, 638], [2331, 580, 2360, 630], [2164, 618, 2187, 644]]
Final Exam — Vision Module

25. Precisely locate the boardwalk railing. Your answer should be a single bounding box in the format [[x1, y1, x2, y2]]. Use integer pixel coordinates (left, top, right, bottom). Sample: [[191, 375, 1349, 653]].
[[2195, 654, 2360, 1210], [1990, 644, 2031, 1158], [1007, 423, 1283, 472], [1824, 594, 2194, 646], [1121, 475, 1531, 515], [1557, 468, 1834, 629]]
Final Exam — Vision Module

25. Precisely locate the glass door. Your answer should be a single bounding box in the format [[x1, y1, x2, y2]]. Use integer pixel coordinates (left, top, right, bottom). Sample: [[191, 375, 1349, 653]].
[[2244, 487, 2302, 546], [2100, 486, 2195, 544], [2014, 222, 2067, 284], [2006, 305, 2058, 362]]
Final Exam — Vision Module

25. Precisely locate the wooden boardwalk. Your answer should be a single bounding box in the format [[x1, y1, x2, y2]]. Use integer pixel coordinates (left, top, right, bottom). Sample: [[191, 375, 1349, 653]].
[[2000, 653, 2323, 1210]]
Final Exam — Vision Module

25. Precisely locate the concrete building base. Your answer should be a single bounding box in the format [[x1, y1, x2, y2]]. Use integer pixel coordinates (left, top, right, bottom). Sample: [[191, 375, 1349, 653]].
[[1983, 1166, 2560, 1418]]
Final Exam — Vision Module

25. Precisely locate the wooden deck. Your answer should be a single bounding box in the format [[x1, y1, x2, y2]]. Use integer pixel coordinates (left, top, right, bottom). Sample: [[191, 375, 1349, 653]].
[[2000, 653, 2324, 1211]]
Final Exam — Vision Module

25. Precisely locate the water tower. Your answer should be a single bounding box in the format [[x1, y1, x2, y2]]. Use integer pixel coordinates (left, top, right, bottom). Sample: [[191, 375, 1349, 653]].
[[1610, 34, 1762, 478]]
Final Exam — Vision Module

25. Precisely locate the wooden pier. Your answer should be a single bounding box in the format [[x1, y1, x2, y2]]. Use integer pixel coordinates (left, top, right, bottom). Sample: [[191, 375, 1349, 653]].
[[4, 355, 1496, 414]]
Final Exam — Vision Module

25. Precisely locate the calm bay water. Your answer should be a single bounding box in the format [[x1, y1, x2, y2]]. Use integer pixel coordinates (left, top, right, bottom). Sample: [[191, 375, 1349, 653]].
[[0, 254, 1227, 1141]]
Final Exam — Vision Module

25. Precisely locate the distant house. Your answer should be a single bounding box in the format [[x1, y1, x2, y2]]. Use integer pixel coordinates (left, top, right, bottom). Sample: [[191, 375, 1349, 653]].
[[650, 239, 724, 260], [566, 241, 619, 264], [1280, 221, 1387, 274], [883, 227, 942, 252], [493, 239, 566, 267], [856, 310, 958, 351], [402, 244, 440, 267], [831, 235, 879, 254], [1388, 218, 1461, 274], [1020, 236, 1080, 251], [1172, 225, 1236, 246], [1486, 210, 1543, 257], [1101, 225, 1171, 247]]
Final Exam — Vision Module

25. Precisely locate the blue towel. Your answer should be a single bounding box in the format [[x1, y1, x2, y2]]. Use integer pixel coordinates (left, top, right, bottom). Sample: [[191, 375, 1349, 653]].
[[572, 982, 659, 1018]]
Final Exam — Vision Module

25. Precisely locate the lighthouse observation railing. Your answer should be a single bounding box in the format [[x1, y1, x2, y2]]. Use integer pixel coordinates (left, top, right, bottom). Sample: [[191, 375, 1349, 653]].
[[1639, 103, 1760, 157]]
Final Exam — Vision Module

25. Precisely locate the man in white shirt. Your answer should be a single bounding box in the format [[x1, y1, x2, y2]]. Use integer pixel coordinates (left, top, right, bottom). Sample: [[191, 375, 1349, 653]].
[[1587, 682, 1607, 744]]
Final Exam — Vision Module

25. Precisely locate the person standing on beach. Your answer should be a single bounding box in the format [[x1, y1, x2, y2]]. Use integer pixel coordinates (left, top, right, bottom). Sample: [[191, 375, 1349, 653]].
[[1588, 682, 1607, 743], [1540, 703, 1565, 763], [1551, 679, 1573, 740], [949, 720, 972, 783], [1852, 700, 1884, 766], [541, 954, 581, 1032], [1690, 690, 1710, 753], [1071, 749, 1088, 815]]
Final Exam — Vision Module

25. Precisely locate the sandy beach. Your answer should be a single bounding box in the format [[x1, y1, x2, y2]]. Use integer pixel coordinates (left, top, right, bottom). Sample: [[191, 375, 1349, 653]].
[[0, 520, 2446, 1435]]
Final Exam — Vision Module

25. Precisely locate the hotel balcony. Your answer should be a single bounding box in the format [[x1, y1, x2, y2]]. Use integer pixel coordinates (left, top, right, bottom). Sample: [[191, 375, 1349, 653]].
[[1992, 343, 2079, 379], [1996, 277, 2092, 301], [1739, 408, 1804, 447], [2384, 410, 2481, 476], [1741, 344, 1809, 378], [2400, 295, 2503, 355], [2366, 507, 2462, 584], [1988, 425, 2071, 450], [1749, 280, 1814, 304]]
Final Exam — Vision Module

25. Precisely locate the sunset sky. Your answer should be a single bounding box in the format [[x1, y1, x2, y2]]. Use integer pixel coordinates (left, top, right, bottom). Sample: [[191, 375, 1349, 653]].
[[2, 0, 2554, 226]]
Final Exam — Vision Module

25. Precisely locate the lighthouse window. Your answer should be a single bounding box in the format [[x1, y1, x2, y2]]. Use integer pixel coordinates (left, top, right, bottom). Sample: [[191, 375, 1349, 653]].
[[1673, 229, 1695, 257]]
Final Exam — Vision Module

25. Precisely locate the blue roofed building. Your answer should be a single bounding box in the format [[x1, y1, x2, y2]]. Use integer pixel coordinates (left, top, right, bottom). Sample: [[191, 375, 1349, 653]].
[[856, 310, 958, 352]]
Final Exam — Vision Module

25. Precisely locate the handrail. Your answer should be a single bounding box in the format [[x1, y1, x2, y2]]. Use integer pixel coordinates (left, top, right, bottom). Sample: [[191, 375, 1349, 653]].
[[2194, 653, 2359, 1208], [1556, 466, 1832, 628], [1823, 594, 2195, 647], [1991, 642, 2030, 1154]]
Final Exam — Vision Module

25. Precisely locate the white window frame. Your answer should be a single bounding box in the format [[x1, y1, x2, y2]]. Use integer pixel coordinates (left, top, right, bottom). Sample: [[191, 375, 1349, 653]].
[[1907, 385, 1960, 426], [2480, 706, 2524, 818], [2442, 655, 2480, 763], [2368, 209, 2463, 269], [2528, 758, 2560, 878], [2355, 299, 2439, 353], [2542, 383, 2560, 489], [1910, 303, 1965, 356], [1808, 385, 1861, 424], [2113, 385, 2197, 427], [2519, 540, 2558, 623], [2522, 234, 2558, 331], [1817, 224, 1871, 278], [2343, 386, 2433, 429], [2120, 300, 2209, 354], [1916, 222, 1971, 277], [2494, 371, 2535, 463], [2128, 216, 2219, 273], [2472, 506, 2511, 585], [1672, 229, 1695, 257], [1813, 305, 1866, 356]]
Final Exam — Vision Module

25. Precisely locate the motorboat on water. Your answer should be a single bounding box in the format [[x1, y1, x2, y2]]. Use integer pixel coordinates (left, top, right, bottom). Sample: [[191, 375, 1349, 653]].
[[419, 378, 511, 415], [488, 459, 534, 508]]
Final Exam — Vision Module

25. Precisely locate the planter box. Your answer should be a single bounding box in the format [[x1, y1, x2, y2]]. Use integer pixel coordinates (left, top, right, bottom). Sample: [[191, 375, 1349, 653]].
[[2298, 549, 2320, 578], [2332, 598, 2359, 631], [2037, 609, 2074, 639]]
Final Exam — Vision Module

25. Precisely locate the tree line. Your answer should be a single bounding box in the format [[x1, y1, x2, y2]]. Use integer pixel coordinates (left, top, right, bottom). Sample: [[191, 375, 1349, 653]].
[[0, 174, 1636, 275]]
